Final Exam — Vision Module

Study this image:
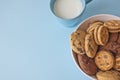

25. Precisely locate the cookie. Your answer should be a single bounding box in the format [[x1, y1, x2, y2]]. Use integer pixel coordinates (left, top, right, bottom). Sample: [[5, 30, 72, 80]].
[[70, 29, 86, 54], [77, 54, 98, 75], [94, 25, 109, 45], [96, 70, 120, 80], [109, 29, 120, 33], [104, 20, 120, 29], [85, 34, 98, 58], [114, 48, 120, 71], [87, 21, 103, 33], [117, 33, 120, 44], [104, 20, 120, 33], [95, 50, 114, 71], [94, 25, 100, 45], [109, 33, 118, 42], [114, 57, 120, 71], [117, 48, 120, 55], [99, 41, 120, 54], [98, 25, 109, 45]]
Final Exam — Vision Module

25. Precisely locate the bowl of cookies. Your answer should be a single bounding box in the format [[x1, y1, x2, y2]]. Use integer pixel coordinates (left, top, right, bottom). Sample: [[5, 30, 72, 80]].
[[70, 14, 120, 80]]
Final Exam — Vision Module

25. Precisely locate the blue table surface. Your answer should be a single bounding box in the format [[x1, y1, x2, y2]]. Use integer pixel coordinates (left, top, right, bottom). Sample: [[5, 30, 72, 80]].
[[0, 0, 120, 80]]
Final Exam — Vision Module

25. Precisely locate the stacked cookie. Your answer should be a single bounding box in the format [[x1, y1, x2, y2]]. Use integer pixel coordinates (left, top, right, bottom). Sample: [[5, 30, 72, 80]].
[[70, 20, 120, 80]]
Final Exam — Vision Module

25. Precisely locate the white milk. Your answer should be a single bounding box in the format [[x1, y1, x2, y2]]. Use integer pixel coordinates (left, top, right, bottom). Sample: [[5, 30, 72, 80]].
[[53, 0, 83, 19]]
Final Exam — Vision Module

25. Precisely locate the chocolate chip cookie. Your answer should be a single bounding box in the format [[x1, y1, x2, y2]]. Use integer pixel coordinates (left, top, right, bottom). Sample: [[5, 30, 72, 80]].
[[95, 50, 114, 71], [99, 41, 120, 54], [77, 54, 98, 75], [117, 33, 120, 44], [109, 33, 118, 42], [70, 29, 86, 54], [85, 34, 98, 58]]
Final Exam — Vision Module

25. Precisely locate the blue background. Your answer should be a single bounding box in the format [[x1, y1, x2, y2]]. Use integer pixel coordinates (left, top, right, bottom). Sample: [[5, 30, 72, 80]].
[[0, 0, 120, 80]]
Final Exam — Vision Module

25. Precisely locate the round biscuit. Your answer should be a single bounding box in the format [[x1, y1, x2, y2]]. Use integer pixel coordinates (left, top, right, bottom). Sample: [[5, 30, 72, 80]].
[[104, 20, 120, 29], [98, 26, 109, 45], [95, 50, 114, 71]]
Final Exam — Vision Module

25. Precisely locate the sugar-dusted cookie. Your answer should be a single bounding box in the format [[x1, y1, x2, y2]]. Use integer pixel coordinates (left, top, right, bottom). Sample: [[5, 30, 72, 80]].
[[70, 29, 86, 54], [85, 34, 98, 58], [87, 21, 103, 33], [104, 20, 120, 33], [109, 33, 118, 42], [98, 25, 109, 45], [95, 50, 114, 71], [96, 70, 120, 80], [77, 54, 98, 75]]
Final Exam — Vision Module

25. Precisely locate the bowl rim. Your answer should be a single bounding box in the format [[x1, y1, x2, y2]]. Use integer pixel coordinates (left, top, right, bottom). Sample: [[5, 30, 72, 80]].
[[71, 14, 120, 79]]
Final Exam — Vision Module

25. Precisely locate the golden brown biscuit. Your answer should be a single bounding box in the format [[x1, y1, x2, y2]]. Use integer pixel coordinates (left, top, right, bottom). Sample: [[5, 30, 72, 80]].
[[94, 25, 109, 45], [95, 50, 114, 71], [98, 26, 109, 45], [114, 57, 120, 71], [104, 20, 120, 29], [87, 21, 103, 33], [77, 54, 98, 75], [114, 48, 120, 71], [109, 29, 120, 33], [109, 33, 118, 42], [96, 70, 120, 80], [104, 20, 120, 33], [94, 25, 100, 45], [85, 34, 98, 58], [70, 29, 86, 54]]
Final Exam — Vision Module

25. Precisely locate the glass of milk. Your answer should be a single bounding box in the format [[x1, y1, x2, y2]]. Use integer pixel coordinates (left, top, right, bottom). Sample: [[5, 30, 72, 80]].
[[50, 0, 92, 27]]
